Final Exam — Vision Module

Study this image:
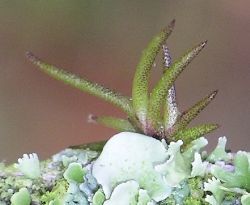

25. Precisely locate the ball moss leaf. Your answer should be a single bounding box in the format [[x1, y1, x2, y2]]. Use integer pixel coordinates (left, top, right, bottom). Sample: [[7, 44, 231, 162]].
[[25, 52, 133, 117], [172, 123, 219, 145], [148, 41, 207, 133], [88, 114, 137, 132], [132, 19, 175, 128], [171, 90, 218, 138]]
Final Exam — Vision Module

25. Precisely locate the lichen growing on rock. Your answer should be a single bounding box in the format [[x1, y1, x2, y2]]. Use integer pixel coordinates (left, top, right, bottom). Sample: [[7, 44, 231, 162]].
[[1, 135, 249, 204]]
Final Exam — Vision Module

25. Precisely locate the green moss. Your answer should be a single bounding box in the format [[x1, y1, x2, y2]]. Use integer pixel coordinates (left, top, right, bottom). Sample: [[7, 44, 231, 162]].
[[183, 197, 203, 205], [69, 141, 106, 152], [41, 179, 68, 205], [159, 195, 176, 205], [222, 191, 241, 205], [187, 177, 204, 199]]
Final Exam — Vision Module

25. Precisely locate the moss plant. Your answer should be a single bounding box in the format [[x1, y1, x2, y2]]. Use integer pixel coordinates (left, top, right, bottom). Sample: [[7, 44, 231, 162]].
[[0, 20, 249, 205]]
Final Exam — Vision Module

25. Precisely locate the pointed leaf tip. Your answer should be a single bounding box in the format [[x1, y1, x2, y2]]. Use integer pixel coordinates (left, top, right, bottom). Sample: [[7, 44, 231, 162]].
[[87, 114, 98, 123], [201, 40, 208, 47], [172, 90, 218, 133], [161, 19, 175, 36], [192, 40, 207, 56], [169, 19, 176, 30], [26, 51, 39, 63], [210, 90, 218, 99], [172, 123, 219, 144], [92, 115, 136, 132]]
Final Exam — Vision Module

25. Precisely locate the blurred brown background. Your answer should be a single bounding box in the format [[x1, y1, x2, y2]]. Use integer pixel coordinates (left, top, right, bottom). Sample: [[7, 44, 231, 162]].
[[0, 0, 249, 163]]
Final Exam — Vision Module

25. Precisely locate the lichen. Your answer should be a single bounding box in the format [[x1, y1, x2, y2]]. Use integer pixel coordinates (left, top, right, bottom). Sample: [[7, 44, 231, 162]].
[[1, 135, 250, 204], [10, 188, 31, 205], [92, 132, 172, 202]]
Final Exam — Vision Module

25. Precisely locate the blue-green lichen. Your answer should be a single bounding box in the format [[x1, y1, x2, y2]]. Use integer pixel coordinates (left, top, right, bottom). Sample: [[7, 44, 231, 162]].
[[1, 135, 249, 205]]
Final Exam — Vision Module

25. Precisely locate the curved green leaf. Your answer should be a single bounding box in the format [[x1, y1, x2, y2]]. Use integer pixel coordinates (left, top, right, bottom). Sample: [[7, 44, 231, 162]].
[[172, 90, 218, 134], [26, 52, 133, 116], [172, 123, 219, 144], [88, 115, 136, 132], [132, 20, 175, 127], [148, 41, 207, 130]]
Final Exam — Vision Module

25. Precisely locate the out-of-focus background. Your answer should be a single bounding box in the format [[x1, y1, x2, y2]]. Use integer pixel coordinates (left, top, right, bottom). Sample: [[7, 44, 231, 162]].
[[0, 1, 249, 162]]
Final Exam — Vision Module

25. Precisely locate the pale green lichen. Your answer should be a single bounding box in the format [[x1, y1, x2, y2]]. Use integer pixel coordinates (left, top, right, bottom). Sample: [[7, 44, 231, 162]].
[[103, 181, 140, 205], [93, 189, 105, 205], [15, 153, 41, 179], [1, 136, 250, 204], [211, 150, 250, 192], [207, 136, 231, 163], [182, 137, 208, 163], [63, 162, 86, 183], [241, 193, 250, 205], [191, 153, 208, 177], [137, 189, 154, 205], [204, 177, 225, 204], [155, 140, 190, 186], [64, 183, 88, 205], [10, 188, 31, 205], [92, 132, 172, 202]]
